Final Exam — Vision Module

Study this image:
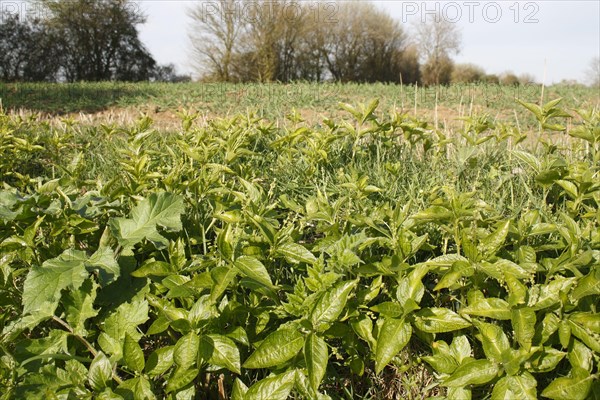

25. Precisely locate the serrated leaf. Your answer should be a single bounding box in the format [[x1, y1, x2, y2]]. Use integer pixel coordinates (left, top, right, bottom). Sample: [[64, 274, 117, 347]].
[[86, 246, 120, 286], [123, 333, 145, 373], [198, 334, 241, 374], [375, 317, 412, 374], [443, 359, 499, 387], [243, 327, 304, 369], [244, 370, 296, 400], [233, 256, 273, 288], [512, 307, 536, 351], [305, 333, 328, 393], [89, 352, 112, 391], [109, 192, 184, 249], [63, 278, 98, 336], [414, 308, 471, 333], [310, 280, 357, 332], [98, 300, 149, 357], [276, 242, 317, 264], [22, 249, 88, 318]]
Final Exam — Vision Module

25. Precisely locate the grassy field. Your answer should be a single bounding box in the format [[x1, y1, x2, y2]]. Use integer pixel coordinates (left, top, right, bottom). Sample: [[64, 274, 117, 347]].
[[0, 83, 599, 399], [1, 81, 598, 124]]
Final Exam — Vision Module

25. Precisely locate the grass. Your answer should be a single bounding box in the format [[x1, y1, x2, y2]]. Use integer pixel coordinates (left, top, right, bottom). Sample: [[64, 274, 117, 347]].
[[1, 81, 598, 125]]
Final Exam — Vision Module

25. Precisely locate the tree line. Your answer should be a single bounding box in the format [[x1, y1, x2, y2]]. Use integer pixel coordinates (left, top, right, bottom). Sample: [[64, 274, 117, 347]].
[[3, 0, 591, 85], [0, 0, 189, 83]]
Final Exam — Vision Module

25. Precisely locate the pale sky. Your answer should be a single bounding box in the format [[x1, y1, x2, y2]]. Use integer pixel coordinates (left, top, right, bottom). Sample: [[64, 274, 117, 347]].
[[135, 0, 600, 84]]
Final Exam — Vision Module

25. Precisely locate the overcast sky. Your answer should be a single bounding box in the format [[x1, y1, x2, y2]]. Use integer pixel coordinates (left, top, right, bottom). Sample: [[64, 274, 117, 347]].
[[135, 1, 600, 84]]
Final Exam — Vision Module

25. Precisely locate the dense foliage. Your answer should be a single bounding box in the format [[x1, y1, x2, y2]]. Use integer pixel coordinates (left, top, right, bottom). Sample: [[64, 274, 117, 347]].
[[0, 97, 598, 399]]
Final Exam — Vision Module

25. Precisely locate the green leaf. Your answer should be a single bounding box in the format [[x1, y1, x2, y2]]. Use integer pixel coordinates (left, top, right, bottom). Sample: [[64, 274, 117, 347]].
[[449, 335, 472, 364], [209, 266, 237, 303], [541, 368, 593, 400], [22, 249, 88, 317], [233, 256, 273, 288], [529, 347, 566, 373], [369, 301, 404, 317], [243, 327, 304, 369], [109, 192, 184, 249], [89, 352, 112, 391], [131, 260, 172, 278], [396, 265, 428, 309], [165, 368, 198, 393], [422, 352, 458, 375], [98, 300, 149, 357], [87, 246, 120, 286], [231, 378, 249, 400], [570, 268, 600, 302], [63, 278, 98, 336], [145, 346, 174, 377], [480, 221, 510, 257], [351, 316, 376, 348], [491, 373, 537, 400], [434, 260, 473, 291], [517, 99, 542, 120], [474, 321, 510, 362], [461, 295, 511, 320], [123, 333, 145, 373], [304, 333, 328, 393], [116, 376, 156, 400], [447, 386, 472, 400], [568, 318, 600, 353], [414, 308, 471, 333], [174, 332, 199, 370], [198, 334, 241, 374], [375, 317, 412, 374], [443, 359, 500, 387], [569, 340, 593, 372], [512, 307, 536, 351], [309, 280, 357, 332], [506, 274, 528, 306], [276, 242, 317, 264], [245, 370, 296, 400]]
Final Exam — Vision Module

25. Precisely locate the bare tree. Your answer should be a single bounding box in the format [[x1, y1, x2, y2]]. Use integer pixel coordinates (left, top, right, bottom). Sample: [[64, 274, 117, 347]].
[[188, 0, 419, 83], [321, 2, 410, 82], [414, 18, 461, 85], [189, 0, 243, 81], [586, 57, 600, 88]]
